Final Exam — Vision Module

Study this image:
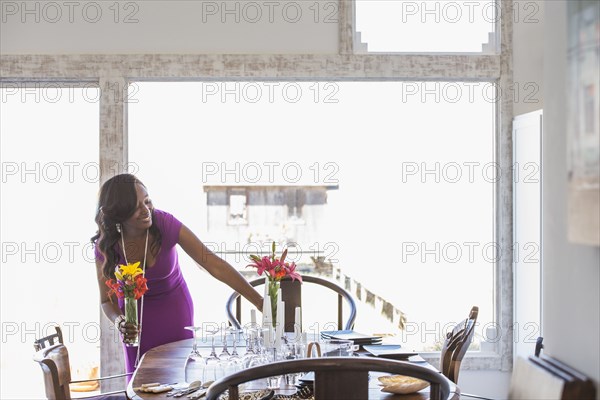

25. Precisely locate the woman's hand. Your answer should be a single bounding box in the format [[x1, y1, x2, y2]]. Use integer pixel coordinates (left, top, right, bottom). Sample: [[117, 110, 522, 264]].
[[115, 315, 139, 343]]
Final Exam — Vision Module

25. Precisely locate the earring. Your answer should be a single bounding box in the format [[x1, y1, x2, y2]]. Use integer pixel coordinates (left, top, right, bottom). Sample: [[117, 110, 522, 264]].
[[116, 223, 122, 233]]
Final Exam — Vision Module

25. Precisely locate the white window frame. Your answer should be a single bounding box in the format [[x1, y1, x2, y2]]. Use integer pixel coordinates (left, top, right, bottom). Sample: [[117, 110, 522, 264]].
[[0, 0, 514, 378]]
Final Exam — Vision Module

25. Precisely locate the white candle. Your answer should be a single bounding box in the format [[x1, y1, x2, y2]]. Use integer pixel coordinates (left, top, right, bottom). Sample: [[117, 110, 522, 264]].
[[294, 306, 302, 334], [262, 289, 272, 328], [250, 309, 256, 325], [280, 301, 285, 332], [275, 300, 285, 348]]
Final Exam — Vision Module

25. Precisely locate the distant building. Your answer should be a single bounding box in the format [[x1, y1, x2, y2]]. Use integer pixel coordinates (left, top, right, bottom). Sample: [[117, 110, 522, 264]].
[[203, 184, 338, 273]]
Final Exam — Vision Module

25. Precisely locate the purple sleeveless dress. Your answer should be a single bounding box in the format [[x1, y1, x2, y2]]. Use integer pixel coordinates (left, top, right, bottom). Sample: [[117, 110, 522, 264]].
[[96, 209, 194, 373]]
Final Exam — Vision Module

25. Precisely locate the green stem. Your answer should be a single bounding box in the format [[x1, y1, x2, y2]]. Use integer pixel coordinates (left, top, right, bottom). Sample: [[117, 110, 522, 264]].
[[124, 297, 138, 326], [268, 280, 279, 328]]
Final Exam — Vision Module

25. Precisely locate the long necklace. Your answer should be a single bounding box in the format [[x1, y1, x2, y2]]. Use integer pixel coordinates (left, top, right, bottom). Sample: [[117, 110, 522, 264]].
[[120, 228, 149, 369]]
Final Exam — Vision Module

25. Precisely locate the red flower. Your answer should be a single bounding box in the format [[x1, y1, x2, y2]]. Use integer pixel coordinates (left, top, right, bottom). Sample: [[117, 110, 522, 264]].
[[105, 279, 125, 299], [105, 273, 148, 300], [133, 275, 148, 299], [246, 242, 302, 284]]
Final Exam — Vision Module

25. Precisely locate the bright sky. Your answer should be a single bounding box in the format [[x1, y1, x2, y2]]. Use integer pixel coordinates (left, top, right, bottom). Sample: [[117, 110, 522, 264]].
[[356, 0, 496, 52], [128, 81, 496, 350]]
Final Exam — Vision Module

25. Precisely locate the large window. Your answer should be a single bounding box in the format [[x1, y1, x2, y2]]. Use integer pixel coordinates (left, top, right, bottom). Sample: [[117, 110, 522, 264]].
[[0, 85, 100, 399], [355, 0, 498, 53], [129, 81, 496, 352]]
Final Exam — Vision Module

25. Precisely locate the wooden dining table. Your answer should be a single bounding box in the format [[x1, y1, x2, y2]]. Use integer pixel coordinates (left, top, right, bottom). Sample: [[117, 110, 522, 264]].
[[127, 339, 460, 400]]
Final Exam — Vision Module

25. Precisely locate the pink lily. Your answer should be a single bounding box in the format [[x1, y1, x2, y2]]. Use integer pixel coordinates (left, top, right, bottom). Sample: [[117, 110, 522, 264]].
[[284, 262, 302, 282], [247, 255, 275, 276]]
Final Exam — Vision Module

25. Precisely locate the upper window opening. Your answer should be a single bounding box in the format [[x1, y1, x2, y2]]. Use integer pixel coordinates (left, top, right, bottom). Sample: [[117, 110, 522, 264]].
[[355, 0, 498, 53]]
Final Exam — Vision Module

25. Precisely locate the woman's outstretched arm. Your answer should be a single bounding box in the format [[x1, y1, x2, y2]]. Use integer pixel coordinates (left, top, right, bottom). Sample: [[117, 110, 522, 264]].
[[178, 224, 264, 311]]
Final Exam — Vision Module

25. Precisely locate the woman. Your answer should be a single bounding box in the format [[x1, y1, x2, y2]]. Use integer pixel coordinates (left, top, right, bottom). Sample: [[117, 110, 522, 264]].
[[92, 173, 263, 373]]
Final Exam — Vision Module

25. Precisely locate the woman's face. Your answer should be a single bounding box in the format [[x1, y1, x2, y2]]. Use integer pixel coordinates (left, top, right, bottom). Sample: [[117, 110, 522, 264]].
[[122, 183, 153, 233]]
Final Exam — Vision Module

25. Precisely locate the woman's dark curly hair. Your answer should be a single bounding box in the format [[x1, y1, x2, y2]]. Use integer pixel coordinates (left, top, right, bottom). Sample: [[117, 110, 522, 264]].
[[91, 174, 162, 279]]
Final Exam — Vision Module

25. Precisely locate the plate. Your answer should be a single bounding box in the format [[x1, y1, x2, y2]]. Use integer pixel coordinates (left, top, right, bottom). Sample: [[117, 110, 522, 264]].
[[362, 344, 418, 358], [320, 330, 383, 345], [378, 375, 430, 394]]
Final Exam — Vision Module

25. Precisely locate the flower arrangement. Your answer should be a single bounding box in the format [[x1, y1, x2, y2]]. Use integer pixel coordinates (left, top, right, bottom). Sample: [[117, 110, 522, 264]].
[[247, 241, 302, 327], [105, 261, 148, 300], [105, 262, 148, 346]]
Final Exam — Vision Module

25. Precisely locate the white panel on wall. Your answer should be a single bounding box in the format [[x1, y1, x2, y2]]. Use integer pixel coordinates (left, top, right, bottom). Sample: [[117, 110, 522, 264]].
[[513, 109, 542, 361], [0, 0, 338, 54]]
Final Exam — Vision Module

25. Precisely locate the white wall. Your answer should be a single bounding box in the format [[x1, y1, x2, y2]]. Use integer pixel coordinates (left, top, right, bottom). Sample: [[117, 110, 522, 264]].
[[0, 0, 338, 54], [512, 0, 545, 115], [543, 1, 600, 398]]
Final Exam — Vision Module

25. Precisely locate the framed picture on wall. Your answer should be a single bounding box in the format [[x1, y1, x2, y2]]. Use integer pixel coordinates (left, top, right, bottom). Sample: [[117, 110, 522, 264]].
[[567, 0, 600, 246]]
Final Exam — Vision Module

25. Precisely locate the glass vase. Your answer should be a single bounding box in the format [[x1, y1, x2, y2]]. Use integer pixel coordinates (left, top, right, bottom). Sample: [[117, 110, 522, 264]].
[[123, 297, 139, 347], [268, 280, 280, 328]]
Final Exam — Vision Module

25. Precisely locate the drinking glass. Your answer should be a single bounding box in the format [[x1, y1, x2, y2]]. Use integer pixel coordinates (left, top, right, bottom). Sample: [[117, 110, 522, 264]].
[[183, 326, 204, 384], [224, 327, 243, 375], [281, 341, 305, 385], [263, 347, 282, 389], [203, 328, 224, 383], [321, 339, 358, 357], [218, 327, 231, 359], [226, 327, 243, 359], [242, 327, 261, 368]]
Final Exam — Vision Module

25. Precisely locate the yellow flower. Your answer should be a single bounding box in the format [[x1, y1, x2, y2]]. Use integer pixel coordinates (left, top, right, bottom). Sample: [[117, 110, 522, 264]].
[[115, 261, 143, 281]]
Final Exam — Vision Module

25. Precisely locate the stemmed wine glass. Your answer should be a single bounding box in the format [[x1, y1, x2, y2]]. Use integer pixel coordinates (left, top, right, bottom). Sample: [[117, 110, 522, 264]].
[[223, 327, 244, 375], [242, 326, 259, 368], [183, 326, 204, 384], [203, 327, 224, 383], [227, 327, 243, 361], [218, 327, 231, 359]]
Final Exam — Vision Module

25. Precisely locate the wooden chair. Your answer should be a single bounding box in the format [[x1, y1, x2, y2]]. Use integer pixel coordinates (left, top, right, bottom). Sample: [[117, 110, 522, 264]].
[[205, 357, 455, 400], [34, 326, 64, 352], [440, 306, 479, 384], [226, 276, 357, 331], [33, 342, 129, 400]]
